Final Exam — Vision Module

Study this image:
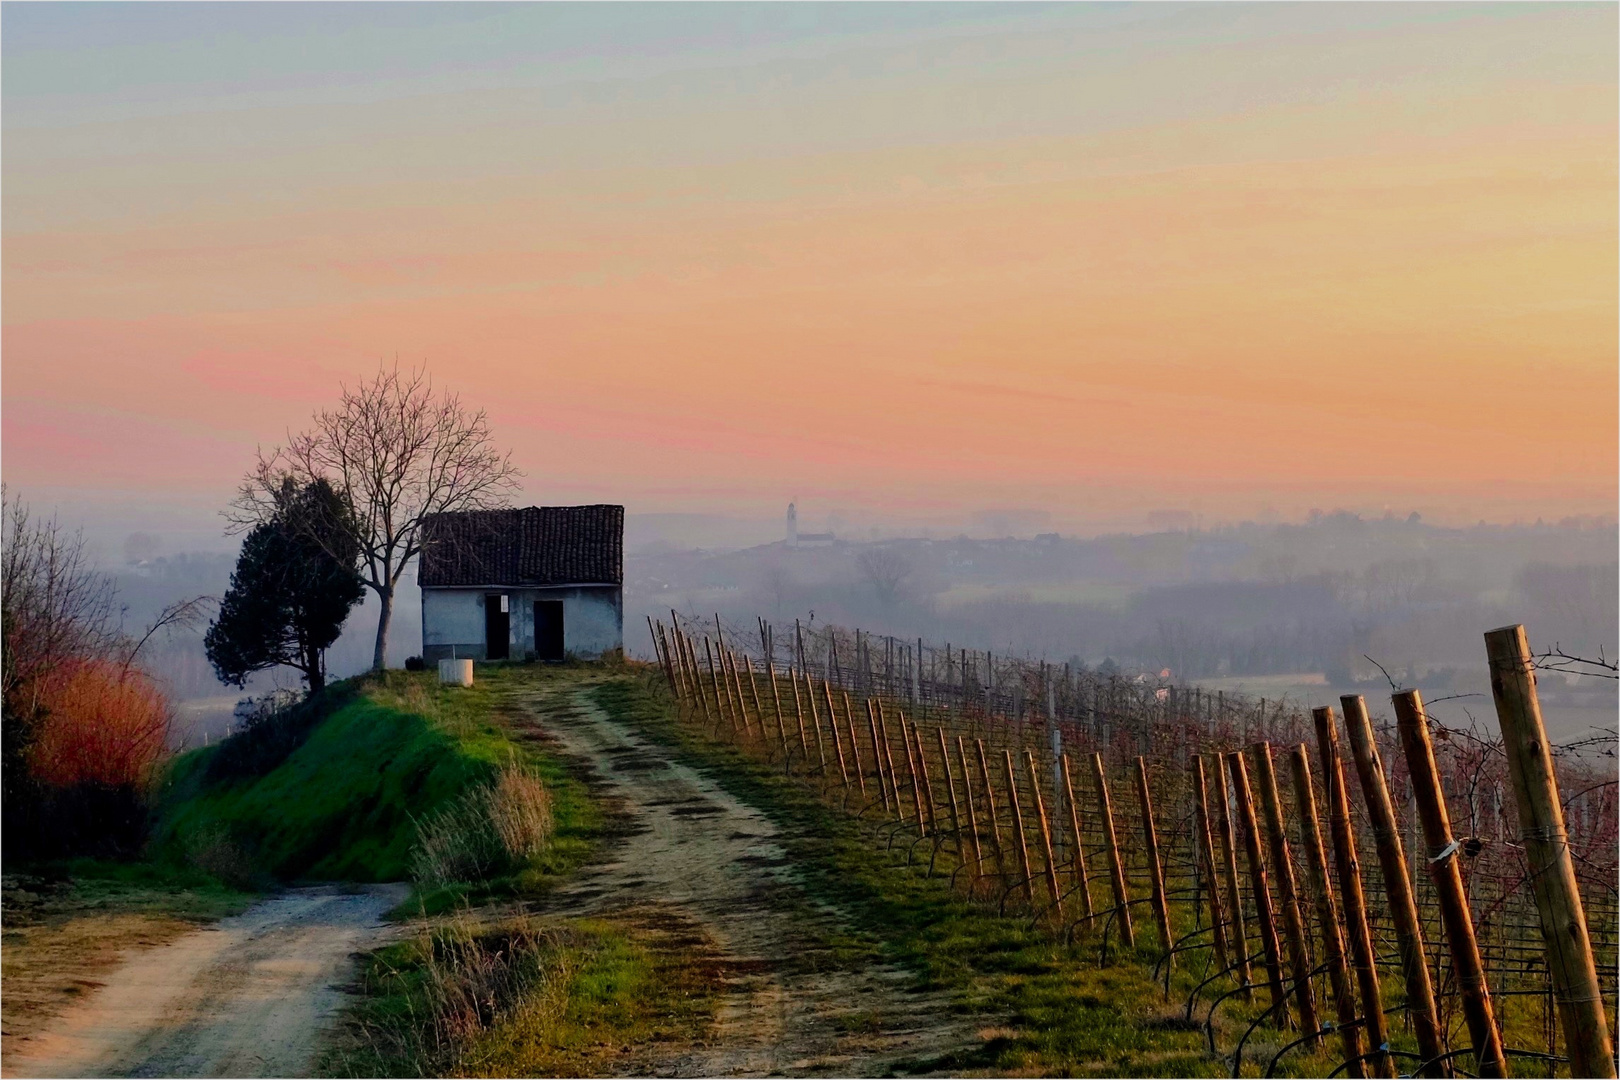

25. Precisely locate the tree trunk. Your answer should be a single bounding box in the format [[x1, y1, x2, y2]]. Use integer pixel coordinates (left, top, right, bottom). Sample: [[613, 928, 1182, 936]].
[[372, 583, 393, 671], [306, 642, 326, 695]]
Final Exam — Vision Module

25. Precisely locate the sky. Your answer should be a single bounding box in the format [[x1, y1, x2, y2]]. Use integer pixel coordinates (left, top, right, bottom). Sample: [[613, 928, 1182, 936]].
[[4, 2, 1616, 549]]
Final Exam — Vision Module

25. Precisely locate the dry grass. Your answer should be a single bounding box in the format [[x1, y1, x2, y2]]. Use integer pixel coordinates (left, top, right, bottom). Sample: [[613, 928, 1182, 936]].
[[332, 911, 587, 1076], [409, 760, 555, 888]]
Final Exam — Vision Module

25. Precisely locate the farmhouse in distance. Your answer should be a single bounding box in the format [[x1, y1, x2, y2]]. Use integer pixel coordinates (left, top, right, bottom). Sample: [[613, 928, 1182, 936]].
[[419, 504, 624, 662]]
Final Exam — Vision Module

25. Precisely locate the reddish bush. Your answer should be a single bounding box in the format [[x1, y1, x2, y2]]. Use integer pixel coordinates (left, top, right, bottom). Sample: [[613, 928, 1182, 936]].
[[28, 658, 171, 789]]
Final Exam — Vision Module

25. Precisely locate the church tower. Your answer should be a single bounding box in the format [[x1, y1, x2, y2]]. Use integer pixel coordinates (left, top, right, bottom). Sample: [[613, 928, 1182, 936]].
[[786, 502, 798, 547]]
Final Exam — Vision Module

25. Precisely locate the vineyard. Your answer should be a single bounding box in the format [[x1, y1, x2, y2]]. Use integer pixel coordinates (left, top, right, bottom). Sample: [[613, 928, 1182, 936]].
[[647, 612, 1617, 1079]]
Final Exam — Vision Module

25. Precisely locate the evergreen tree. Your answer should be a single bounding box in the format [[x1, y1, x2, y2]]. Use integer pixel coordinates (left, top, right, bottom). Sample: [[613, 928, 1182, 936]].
[[206, 479, 363, 693]]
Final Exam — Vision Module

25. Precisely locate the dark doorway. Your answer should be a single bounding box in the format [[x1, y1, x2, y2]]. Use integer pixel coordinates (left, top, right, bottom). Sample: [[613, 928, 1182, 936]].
[[484, 594, 510, 660], [534, 600, 565, 661]]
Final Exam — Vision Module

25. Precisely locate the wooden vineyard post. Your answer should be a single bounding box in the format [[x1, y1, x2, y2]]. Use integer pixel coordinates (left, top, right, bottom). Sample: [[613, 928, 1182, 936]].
[[727, 651, 755, 740], [1341, 694, 1447, 1076], [1134, 757, 1173, 960], [823, 680, 850, 790], [720, 647, 744, 735], [843, 692, 867, 799], [879, 705, 907, 824], [656, 622, 681, 701], [705, 639, 733, 734], [1061, 754, 1095, 923], [901, 715, 929, 834], [1091, 753, 1135, 949], [1004, 750, 1037, 908], [1025, 750, 1065, 921], [682, 630, 707, 726], [866, 699, 892, 813], [1486, 625, 1615, 1080], [745, 657, 769, 744], [911, 722, 939, 833], [958, 737, 985, 887], [789, 667, 810, 766], [649, 616, 673, 691], [1211, 753, 1252, 999], [765, 660, 791, 766], [1393, 690, 1508, 1079], [669, 626, 694, 712], [1191, 756, 1230, 974], [937, 729, 964, 858], [803, 668, 829, 776], [1312, 707, 1390, 1078], [1251, 743, 1319, 1040], [1288, 744, 1365, 1076], [976, 739, 1007, 886], [1227, 750, 1287, 1026]]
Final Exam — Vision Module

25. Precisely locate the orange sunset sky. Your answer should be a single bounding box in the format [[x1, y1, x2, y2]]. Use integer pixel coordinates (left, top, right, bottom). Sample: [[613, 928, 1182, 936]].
[[3, 3, 1616, 544]]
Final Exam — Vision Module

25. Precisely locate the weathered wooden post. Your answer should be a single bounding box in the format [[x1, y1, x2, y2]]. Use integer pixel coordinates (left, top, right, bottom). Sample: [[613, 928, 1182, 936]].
[[729, 651, 755, 740], [1134, 756, 1174, 961], [1092, 753, 1134, 949], [1191, 756, 1230, 975], [789, 666, 810, 764], [1289, 743, 1364, 1076], [1210, 753, 1251, 999], [705, 638, 733, 734], [956, 736, 985, 886], [1341, 694, 1447, 1076], [765, 659, 790, 763], [878, 705, 906, 823], [976, 739, 1007, 884], [823, 679, 850, 789], [1486, 625, 1615, 1080], [938, 728, 964, 859], [911, 722, 939, 833], [901, 715, 929, 833], [866, 699, 892, 812], [1227, 750, 1287, 1026], [803, 668, 829, 775], [1024, 750, 1065, 920], [1251, 743, 1319, 1039], [1394, 689, 1508, 1079], [1313, 707, 1391, 1078], [1061, 753, 1095, 922], [1004, 750, 1036, 907], [844, 691, 867, 799]]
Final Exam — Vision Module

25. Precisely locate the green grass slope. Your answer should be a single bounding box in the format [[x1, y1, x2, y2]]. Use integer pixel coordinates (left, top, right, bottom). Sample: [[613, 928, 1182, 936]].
[[156, 673, 561, 883]]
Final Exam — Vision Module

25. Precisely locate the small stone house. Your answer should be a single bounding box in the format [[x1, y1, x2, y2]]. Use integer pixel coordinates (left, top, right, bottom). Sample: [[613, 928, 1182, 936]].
[[418, 505, 623, 662]]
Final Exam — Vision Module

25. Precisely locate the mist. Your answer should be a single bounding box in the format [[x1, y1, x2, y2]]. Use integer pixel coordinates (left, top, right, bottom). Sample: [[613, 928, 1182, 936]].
[[90, 502, 1616, 750]]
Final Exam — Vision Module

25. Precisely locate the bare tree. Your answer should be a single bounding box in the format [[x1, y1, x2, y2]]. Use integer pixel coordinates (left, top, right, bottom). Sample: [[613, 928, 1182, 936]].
[[2, 487, 119, 721], [232, 366, 521, 670], [857, 547, 912, 607]]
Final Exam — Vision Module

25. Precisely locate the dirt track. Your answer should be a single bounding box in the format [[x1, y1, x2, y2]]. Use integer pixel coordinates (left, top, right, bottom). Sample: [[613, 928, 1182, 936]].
[[502, 681, 984, 1077], [2, 884, 407, 1079]]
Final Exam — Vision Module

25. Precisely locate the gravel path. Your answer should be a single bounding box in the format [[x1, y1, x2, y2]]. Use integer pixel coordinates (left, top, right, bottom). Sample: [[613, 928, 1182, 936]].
[[501, 681, 983, 1077], [2, 884, 407, 1079]]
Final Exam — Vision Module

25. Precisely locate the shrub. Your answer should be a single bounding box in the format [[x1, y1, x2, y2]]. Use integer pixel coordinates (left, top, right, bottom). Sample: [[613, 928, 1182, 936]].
[[410, 760, 554, 887], [28, 658, 170, 789], [405, 656, 426, 672], [186, 823, 260, 891], [203, 684, 351, 783]]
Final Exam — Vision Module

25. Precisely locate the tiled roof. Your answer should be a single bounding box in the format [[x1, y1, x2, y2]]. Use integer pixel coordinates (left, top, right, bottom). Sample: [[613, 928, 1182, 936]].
[[419, 505, 623, 587]]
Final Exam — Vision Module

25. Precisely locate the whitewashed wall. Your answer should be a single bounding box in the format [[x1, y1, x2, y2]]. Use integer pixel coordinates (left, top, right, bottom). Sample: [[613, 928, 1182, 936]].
[[421, 586, 622, 661]]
